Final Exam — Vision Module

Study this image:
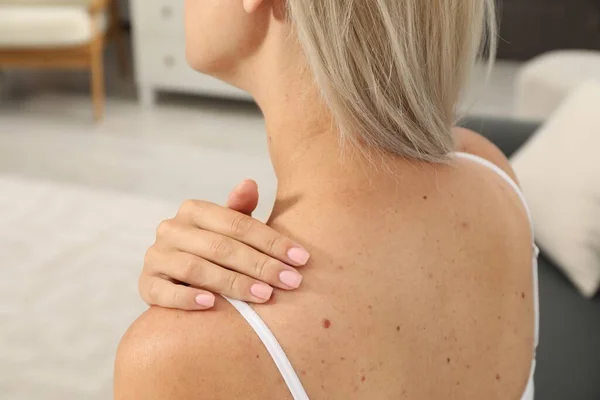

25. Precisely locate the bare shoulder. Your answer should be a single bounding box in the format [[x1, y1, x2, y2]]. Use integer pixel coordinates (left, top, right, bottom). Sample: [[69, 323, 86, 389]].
[[410, 137, 536, 398], [114, 301, 290, 400], [452, 126, 519, 184]]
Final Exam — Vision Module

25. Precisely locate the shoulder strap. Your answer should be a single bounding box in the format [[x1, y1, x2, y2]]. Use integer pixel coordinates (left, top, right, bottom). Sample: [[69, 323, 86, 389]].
[[453, 151, 539, 346], [222, 296, 310, 400], [454, 152, 534, 228]]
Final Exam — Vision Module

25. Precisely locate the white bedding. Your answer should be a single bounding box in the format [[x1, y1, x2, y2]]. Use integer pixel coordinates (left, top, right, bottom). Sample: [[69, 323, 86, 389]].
[[0, 174, 178, 399]]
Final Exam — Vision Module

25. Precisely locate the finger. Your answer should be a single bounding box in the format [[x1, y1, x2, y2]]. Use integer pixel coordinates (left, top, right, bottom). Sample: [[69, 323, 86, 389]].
[[177, 201, 310, 267], [227, 179, 259, 216], [139, 276, 216, 311], [162, 226, 303, 290], [151, 251, 275, 303]]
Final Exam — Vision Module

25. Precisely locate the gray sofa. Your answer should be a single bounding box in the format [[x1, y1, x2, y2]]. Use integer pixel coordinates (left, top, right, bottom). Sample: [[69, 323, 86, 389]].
[[461, 117, 600, 400]]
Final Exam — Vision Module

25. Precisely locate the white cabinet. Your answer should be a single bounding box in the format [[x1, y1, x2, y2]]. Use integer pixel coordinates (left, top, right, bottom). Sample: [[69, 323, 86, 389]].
[[130, 0, 250, 105]]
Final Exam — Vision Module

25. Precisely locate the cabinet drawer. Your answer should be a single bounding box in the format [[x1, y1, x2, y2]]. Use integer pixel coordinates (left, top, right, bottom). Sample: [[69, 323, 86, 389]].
[[131, 0, 185, 37], [136, 38, 249, 100]]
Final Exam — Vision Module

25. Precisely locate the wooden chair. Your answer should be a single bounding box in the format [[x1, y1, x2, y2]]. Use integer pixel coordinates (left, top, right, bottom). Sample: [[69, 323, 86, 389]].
[[0, 0, 127, 120]]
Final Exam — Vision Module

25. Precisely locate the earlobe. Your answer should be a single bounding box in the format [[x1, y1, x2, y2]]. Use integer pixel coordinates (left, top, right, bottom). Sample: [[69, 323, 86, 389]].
[[242, 0, 264, 13]]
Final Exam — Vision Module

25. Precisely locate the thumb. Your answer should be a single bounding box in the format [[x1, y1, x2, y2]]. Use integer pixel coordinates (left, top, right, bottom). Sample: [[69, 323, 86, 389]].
[[226, 179, 259, 216]]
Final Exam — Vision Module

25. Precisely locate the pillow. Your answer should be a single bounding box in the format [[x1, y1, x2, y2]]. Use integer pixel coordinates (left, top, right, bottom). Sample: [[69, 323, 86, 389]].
[[512, 80, 600, 298]]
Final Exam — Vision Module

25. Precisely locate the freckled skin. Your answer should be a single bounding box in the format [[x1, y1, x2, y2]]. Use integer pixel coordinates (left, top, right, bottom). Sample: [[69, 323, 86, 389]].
[[116, 132, 535, 400]]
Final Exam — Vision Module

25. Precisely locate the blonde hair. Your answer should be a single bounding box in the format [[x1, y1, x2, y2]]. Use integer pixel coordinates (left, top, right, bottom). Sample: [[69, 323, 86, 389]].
[[287, 0, 497, 162]]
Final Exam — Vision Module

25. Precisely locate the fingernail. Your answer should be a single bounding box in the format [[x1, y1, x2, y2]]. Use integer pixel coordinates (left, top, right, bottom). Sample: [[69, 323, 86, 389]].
[[250, 283, 273, 301], [195, 294, 215, 308], [287, 247, 310, 266], [279, 270, 303, 289], [235, 179, 250, 190], [236, 179, 255, 190]]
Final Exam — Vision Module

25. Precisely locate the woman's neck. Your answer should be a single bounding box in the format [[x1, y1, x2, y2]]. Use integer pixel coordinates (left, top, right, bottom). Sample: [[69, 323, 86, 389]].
[[259, 88, 428, 213], [252, 67, 395, 201], [241, 26, 422, 212]]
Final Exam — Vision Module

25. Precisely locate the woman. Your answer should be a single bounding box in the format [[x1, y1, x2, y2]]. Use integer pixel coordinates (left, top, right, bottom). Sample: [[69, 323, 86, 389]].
[[115, 0, 538, 399]]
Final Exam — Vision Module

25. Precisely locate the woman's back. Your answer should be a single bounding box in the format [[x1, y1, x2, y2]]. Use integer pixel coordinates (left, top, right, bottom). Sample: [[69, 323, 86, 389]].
[[113, 1, 539, 398], [115, 154, 536, 399]]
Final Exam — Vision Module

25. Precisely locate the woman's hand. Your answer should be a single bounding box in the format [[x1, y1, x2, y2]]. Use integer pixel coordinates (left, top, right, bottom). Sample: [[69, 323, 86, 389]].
[[139, 180, 310, 310]]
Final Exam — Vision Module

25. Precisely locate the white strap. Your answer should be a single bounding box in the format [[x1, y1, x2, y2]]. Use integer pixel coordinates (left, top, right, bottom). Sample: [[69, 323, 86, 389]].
[[222, 296, 310, 400], [453, 152, 534, 229], [455, 152, 539, 400], [454, 152, 540, 346]]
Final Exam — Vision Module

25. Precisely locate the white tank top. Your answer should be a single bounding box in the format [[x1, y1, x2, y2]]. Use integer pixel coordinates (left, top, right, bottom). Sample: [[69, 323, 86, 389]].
[[223, 152, 540, 400]]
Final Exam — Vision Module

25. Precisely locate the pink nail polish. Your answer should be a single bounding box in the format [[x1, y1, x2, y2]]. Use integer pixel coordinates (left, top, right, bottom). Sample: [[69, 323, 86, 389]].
[[250, 284, 273, 300], [235, 179, 252, 191], [287, 247, 310, 265], [195, 294, 215, 308], [279, 270, 303, 289]]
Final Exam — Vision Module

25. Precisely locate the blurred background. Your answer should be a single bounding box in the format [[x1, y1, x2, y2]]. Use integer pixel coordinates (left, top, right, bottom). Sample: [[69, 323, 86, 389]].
[[0, 0, 599, 399]]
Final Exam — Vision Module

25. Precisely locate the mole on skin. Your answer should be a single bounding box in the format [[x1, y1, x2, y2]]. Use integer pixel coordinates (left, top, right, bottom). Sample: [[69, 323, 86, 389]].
[[322, 318, 331, 329]]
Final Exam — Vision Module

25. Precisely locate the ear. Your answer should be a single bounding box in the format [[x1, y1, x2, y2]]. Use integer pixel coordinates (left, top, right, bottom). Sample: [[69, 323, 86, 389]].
[[243, 0, 265, 13]]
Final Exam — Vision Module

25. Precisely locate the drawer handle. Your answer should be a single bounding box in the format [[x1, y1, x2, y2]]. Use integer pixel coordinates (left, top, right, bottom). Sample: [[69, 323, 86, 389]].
[[164, 55, 175, 68], [161, 6, 173, 18]]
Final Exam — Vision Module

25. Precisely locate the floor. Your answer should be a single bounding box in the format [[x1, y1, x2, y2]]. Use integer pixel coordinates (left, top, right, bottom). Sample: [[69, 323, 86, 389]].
[[0, 47, 523, 399], [0, 50, 278, 218]]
